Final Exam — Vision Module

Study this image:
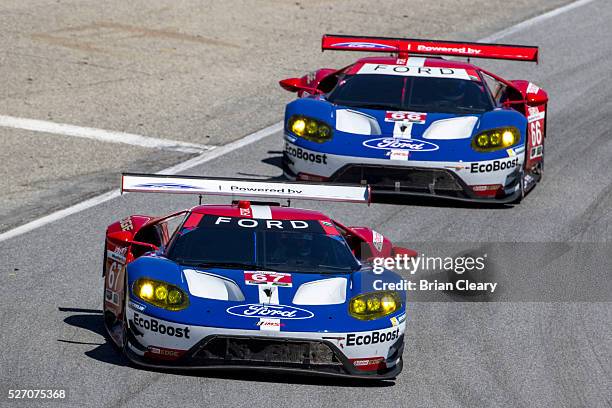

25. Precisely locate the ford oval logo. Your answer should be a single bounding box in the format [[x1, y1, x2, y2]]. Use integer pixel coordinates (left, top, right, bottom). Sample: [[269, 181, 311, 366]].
[[363, 137, 439, 152], [226, 304, 314, 320]]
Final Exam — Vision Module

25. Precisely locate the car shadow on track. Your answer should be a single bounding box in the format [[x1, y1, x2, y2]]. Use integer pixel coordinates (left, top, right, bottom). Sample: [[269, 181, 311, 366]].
[[58, 307, 394, 387], [58, 307, 129, 367]]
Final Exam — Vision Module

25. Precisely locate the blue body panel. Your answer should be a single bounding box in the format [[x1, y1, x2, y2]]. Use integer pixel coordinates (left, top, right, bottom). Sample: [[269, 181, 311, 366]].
[[127, 255, 406, 333], [284, 97, 527, 162]]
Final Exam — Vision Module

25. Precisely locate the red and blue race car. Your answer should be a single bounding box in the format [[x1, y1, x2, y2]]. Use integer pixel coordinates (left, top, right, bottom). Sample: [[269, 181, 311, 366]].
[[280, 34, 548, 203], [103, 174, 415, 379]]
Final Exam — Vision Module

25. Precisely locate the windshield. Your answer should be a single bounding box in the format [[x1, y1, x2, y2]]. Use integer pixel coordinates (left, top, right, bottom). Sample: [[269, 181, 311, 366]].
[[327, 74, 493, 114], [167, 215, 359, 273]]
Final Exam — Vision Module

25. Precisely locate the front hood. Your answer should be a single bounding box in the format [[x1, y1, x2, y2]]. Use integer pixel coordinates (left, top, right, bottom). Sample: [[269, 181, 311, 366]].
[[127, 256, 404, 332], [335, 107, 481, 141]]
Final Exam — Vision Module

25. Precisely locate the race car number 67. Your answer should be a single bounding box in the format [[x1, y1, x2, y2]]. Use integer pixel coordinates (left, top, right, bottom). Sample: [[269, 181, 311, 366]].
[[107, 262, 120, 290], [251, 273, 284, 283]]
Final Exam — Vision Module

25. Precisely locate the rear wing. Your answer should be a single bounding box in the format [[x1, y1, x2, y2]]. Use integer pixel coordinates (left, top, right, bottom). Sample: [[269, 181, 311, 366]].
[[121, 173, 370, 203], [322, 34, 539, 62]]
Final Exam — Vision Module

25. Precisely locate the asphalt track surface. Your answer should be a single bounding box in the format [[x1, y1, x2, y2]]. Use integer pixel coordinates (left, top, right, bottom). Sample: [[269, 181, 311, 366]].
[[1, 1, 611, 407]]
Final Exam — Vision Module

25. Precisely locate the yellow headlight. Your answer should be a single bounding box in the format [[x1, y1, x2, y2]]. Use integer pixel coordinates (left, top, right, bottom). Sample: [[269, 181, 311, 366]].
[[288, 115, 333, 143], [472, 127, 519, 152], [352, 298, 366, 314], [305, 121, 318, 135], [168, 289, 182, 305], [502, 130, 515, 146], [155, 285, 168, 301], [291, 119, 306, 136], [380, 295, 397, 313], [489, 132, 501, 145], [349, 291, 401, 320], [367, 297, 381, 312], [133, 278, 189, 311], [476, 134, 489, 147], [139, 283, 154, 299]]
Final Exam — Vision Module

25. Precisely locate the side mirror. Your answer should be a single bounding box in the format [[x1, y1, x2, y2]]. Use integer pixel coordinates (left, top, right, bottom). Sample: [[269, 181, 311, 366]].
[[279, 78, 323, 94], [107, 231, 159, 252], [279, 78, 303, 92], [526, 92, 548, 106]]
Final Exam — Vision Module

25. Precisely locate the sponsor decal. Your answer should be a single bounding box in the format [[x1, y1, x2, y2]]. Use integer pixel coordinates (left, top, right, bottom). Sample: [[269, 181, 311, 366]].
[[389, 150, 409, 161], [390, 311, 407, 327], [244, 271, 292, 287], [417, 44, 482, 55], [527, 106, 545, 122], [358, 63, 471, 80], [132, 312, 191, 338], [363, 137, 439, 152], [229, 185, 303, 195], [319, 220, 339, 235], [331, 42, 396, 50], [239, 207, 252, 217], [372, 230, 384, 252], [346, 328, 400, 346], [530, 145, 543, 159], [526, 82, 540, 94], [470, 158, 520, 173], [119, 217, 133, 231], [256, 320, 285, 328], [384, 111, 427, 124], [133, 182, 199, 190], [128, 300, 146, 311], [105, 289, 120, 306], [212, 216, 311, 230], [226, 304, 314, 320], [351, 357, 386, 371], [285, 142, 328, 164], [145, 346, 185, 360], [107, 246, 127, 264]]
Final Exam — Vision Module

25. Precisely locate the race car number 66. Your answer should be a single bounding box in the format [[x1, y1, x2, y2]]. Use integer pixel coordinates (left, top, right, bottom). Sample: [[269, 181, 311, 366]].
[[7, 389, 66, 399]]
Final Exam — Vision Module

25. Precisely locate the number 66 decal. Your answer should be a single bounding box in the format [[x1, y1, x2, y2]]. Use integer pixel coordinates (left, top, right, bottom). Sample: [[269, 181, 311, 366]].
[[529, 116, 544, 159]]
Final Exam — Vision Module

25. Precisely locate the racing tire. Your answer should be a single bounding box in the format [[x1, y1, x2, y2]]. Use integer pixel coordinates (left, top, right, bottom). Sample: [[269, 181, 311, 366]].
[[511, 165, 526, 205]]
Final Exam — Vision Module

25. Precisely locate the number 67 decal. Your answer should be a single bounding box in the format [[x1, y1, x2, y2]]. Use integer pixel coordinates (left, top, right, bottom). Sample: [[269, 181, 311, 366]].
[[244, 271, 292, 287]]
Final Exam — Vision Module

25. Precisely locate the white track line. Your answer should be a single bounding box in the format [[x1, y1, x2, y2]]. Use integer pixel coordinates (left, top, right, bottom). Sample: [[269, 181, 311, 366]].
[[481, 0, 597, 42], [0, 122, 282, 243], [0, 115, 212, 153], [0, 0, 596, 243]]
